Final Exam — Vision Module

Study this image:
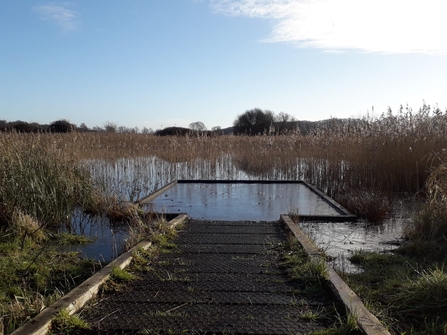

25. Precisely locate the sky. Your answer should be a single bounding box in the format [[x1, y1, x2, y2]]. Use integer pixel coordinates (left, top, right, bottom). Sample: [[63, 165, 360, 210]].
[[1, 0, 446, 131]]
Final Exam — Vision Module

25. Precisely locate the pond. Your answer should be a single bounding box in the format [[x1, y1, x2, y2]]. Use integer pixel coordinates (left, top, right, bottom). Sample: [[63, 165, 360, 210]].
[[69, 156, 415, 271], [64, 209, 129, 263], [299, 199, 416, 272], [144, 181, 348, 221]]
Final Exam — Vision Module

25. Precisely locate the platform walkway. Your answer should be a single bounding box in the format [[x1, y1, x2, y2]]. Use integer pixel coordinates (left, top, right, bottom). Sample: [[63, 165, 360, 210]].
[[83, 219, 336, 334]]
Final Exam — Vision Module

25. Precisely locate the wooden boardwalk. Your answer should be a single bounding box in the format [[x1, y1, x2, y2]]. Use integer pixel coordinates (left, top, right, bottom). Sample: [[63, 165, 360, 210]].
[[83, 219, 337, 334]]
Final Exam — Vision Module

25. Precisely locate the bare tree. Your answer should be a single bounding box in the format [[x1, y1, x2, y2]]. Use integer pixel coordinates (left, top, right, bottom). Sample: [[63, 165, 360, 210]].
[[142, 127, 153, 134], [189, 121, 207, 131], [79, 123, 89, 131], [104, 122, 118, 133], [275, 112, 297, 134]]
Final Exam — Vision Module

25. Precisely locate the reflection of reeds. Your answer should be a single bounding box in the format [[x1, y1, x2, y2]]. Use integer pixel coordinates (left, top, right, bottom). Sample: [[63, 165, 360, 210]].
[[1, 104, 446, 218]]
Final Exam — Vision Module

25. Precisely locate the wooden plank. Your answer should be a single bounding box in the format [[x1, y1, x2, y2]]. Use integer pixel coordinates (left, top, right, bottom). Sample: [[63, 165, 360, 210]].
[[280, 215, 391, 335], [301, 181, 356, 219], [137, 180, 178, 204], [11, 214, 188, 335]]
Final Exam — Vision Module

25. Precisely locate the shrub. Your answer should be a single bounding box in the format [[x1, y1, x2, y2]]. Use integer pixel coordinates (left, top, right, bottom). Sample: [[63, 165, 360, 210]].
[[49, 120, 75, 133]]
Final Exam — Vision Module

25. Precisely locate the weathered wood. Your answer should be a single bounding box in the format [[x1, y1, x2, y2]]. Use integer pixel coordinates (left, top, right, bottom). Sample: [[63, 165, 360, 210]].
[[280, 215, 391, 335], [11, 214, 188, 335], [137, 180, 178, 204]]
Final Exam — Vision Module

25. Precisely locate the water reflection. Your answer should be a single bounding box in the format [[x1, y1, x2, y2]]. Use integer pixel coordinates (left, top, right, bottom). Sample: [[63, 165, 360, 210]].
[[144, 182, 341, 221], [299, 200, 416, 273], [64, 209, 128, 263], [70, 156, 416, 270], [82, 155, 309, 203]]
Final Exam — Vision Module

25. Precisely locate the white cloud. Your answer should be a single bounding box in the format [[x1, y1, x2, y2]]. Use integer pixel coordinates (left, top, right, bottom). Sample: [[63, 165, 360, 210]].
[[211, 0, 447, 54], [34, 3, 80, 32]]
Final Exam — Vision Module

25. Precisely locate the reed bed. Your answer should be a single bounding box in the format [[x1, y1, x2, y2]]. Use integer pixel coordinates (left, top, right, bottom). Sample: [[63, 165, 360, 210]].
[[0, 138, 102, 333], [1, 104, 447, 333], [2, 104, 446, 217]]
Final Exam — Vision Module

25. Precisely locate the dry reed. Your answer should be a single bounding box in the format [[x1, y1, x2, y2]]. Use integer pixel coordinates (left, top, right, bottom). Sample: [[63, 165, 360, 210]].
[[1, 103, 446, 219]]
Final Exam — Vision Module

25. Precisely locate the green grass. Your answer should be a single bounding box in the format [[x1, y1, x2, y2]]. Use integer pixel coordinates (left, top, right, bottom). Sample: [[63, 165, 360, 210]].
[[110, 266, 137, 282], [0, 235, 98, 333], [281, 239, 360, 334], [53, 233, 93, 246], [345, 249, 447, 334], [49, 309, 90, 335], [0, 142, 97, 230], [281, 242, 328, 287]]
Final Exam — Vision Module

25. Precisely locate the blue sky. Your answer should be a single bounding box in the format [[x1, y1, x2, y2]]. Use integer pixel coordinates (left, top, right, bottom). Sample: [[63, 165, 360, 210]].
[[1, 1, 446, 131]]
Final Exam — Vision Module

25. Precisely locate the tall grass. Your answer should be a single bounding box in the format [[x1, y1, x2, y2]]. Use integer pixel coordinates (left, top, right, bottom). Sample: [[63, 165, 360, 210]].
[[0, 135, 101, 334], [344, 148, 447, 334], [4, 104, 445, 220], [1, 104, 446, 333], [404, 152, 447, 254], [0, 138, 95, 231]]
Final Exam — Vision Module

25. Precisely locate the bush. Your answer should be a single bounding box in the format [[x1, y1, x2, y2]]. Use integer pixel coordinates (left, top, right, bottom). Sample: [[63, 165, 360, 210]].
[[49, 120, 75, 133]]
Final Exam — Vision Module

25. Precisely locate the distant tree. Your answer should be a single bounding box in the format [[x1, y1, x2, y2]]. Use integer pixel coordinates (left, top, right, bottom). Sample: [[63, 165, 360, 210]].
[[211, 126, 221, 131], [117, 126, 127, 133], [49, 120, 75, 133], [92, 126, 104, 132], [275, 112, 297, 134], [233, 108, 275, 135], [276, 112, 295, 123], [104, 122, 117, 133], [189, 121, 207, 131], [155, 126, 193, 136], [12, 121, 34, 133], [0, 120, 7, 131], [29, 122, 42, 133], [141, 127, 153, 134], [79, 123, 89, 131]]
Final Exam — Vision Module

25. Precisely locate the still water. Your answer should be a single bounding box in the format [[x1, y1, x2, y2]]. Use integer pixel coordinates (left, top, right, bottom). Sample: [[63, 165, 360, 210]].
[[65, 209, 128, 262], [299, 200, 414, 272], [145, 182, 343, 220], [69, 156, 413, 270]]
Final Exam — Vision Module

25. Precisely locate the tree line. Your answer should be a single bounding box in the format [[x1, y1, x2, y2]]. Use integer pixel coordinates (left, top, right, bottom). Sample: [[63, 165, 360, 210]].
[[0, 120, 154, 134], [0, 108, 352, 135], [157, 109, 337, 136]]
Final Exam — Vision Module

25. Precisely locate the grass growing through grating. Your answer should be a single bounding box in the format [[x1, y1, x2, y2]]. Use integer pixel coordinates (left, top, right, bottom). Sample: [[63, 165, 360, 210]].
[[48, 309, 90, 335], [281, 238, 361, 334], [281, 235, 328, 288], [2, 104, 447, 333]]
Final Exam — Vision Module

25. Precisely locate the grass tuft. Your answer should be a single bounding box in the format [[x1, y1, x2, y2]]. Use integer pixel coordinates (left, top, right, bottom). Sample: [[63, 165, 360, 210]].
[[50, 309, 90, 335], [390, 267, 447, 322], [110, 266, 136, 283]]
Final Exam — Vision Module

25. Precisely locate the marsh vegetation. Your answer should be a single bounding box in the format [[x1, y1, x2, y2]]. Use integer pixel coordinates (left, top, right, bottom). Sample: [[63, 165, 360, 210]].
[[1, 104, 447, 333]]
